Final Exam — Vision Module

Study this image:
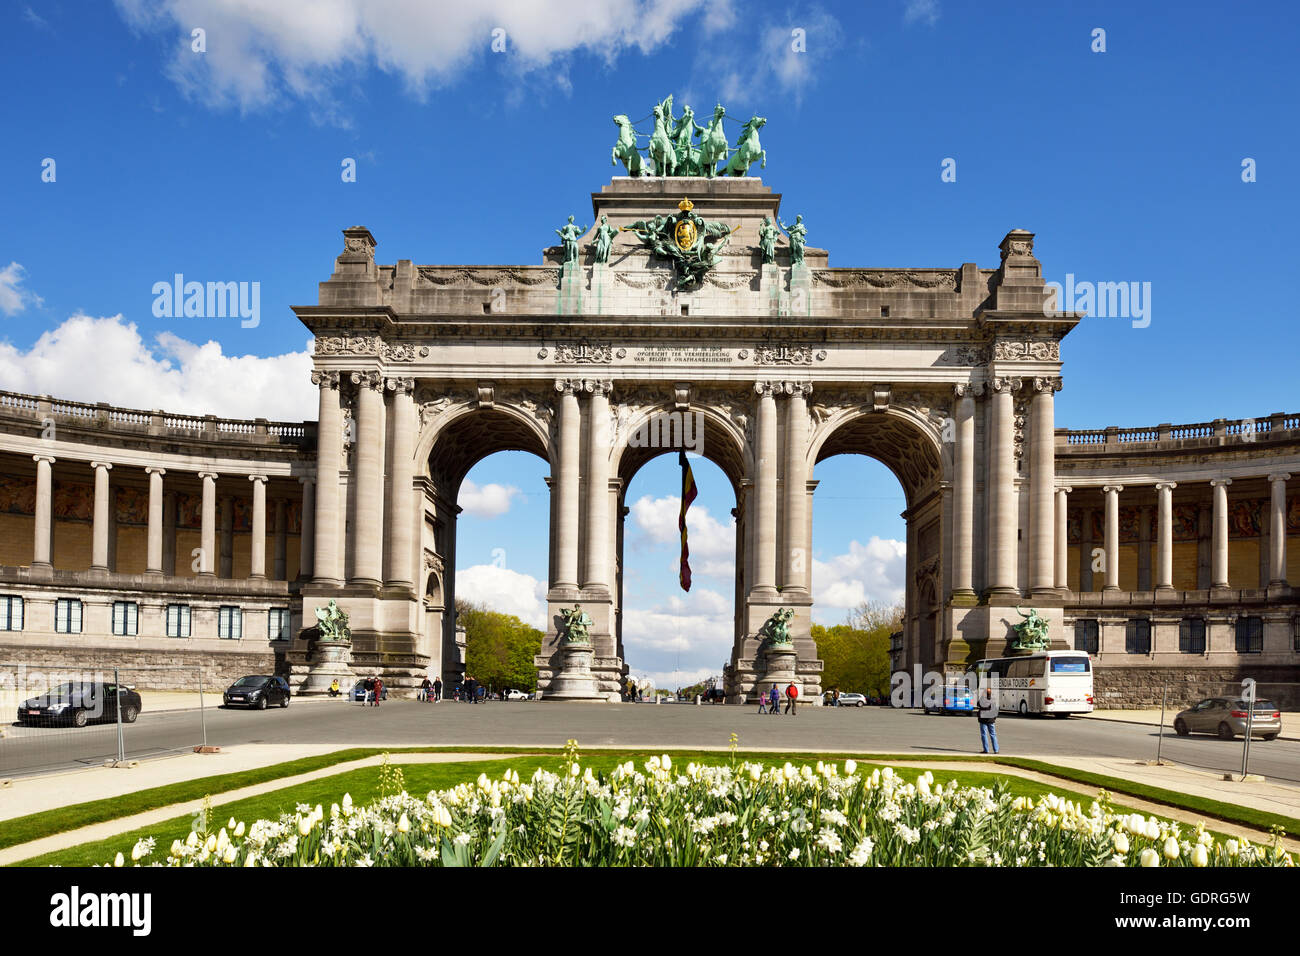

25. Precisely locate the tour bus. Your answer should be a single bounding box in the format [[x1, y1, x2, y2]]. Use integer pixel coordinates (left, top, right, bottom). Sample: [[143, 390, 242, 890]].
[[972, 650, 1094, 716]]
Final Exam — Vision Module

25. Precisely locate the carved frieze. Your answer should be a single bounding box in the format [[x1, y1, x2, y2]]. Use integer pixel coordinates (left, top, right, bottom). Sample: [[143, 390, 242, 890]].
[[754, 344, 825, 365], [812, 270, 958, 291], [993, 340, 1060, 362], [316, 335, 379, 356], [418, 266, 560, 287], [554, 342, 614, 364]]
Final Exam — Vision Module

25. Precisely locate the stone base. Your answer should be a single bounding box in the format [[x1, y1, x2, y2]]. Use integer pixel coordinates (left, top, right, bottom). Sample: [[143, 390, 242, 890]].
[[295, 640, 354, 696], [544, 642, 607, 702]]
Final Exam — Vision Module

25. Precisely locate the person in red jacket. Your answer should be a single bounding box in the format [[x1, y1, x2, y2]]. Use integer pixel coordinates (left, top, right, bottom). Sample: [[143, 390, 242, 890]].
[[373, 676, 383, 707], [784, 682, 799, 715]]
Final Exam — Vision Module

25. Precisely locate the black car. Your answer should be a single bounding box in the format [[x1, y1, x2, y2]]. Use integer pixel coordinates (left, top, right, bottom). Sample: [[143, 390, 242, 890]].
[[18, 681, 142, 727], [223, 675, 290, 709]]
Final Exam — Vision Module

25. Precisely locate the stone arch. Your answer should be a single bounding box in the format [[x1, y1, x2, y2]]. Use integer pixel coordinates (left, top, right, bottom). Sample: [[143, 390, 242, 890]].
[[807, 404, 946, 505], [611, 401, 749, 493], [416, 399, 553, 491]]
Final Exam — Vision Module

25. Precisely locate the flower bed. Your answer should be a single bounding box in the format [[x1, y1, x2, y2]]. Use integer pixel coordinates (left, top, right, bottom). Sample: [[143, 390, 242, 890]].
[[115, 754, 1294, 868]]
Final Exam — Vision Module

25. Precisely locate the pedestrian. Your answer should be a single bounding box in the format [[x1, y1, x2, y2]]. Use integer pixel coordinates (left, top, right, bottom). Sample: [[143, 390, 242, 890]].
[[373, 676, 383, 707], [363, 676, 374, 706], [328, 678, 340, 698], [784, 681, 798, 715], [768, 683, 779, 716], [433, 676, 442, 702], [418, 677, 430, 702], [976, 685, 999, 754], [757, 690, 768, 714]]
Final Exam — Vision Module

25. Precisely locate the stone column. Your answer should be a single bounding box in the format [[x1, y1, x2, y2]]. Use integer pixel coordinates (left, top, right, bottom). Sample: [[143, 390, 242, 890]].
[[1211, 478, 1231, 588], [197, 471, 218, 576], [1155, 481, 1176, 590], [987, 377, 1018, 595], [1079, 506, 1094, 592], [299, 477, 316, 580], [350, 370, 384, 586], [32, 455, 55, 568], [1137, 505, 1153, 591], [752, 381, 778, 596], [1269, 473, 1290, 586], [385, 377, 417, 589], [273, 498, 287, 580], [1029, 378, 1059, 595], [782, 381, 811, 594], [952, 385, 977, 600], [90, 461, 112, 572], [162, 491, 176, 575], [584, 381, 613, 590], [1055, 486, 1071, 590], [311, 371, 343, 586], [249, 474, 267, 579], [145, 466, 165, 574], [554, 380, 581, 590], [1102, 485, 1122, 591]]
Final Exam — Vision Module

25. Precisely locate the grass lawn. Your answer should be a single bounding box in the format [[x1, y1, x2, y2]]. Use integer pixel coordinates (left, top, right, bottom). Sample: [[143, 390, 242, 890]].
[[13, 751, 1230, 867]]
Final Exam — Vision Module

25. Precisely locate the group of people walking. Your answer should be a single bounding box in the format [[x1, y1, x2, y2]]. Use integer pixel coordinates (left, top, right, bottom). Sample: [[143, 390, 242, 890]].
[[756, 682, 800, 715], [417, 676, 444, 702]]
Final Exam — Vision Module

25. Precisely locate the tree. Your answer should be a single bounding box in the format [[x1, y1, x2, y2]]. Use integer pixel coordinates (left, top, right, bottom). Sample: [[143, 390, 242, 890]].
[[813, 601, 901, 696], [456, 599, 543, 692]]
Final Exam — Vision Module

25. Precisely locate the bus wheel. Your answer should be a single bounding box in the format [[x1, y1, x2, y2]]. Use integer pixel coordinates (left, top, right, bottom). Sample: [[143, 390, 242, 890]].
[[1018, 700, 1028, 717]]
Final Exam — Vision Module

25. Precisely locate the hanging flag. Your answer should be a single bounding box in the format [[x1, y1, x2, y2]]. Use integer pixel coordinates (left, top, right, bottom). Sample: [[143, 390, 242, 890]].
[[678, 450, 698, 592]]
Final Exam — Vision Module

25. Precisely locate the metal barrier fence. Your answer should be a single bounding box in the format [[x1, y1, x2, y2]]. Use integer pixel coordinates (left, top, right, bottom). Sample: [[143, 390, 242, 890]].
[[0, 663, 214, 779], [1148, 680, 1300, 783]]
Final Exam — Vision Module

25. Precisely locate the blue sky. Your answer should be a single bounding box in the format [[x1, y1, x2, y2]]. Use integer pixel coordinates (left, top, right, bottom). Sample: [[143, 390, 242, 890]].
[[2, 1, 1296, 687]]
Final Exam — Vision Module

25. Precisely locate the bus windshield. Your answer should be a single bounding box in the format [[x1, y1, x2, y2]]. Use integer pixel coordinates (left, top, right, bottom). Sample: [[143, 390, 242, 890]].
[[1050, 657, 1090, 673]]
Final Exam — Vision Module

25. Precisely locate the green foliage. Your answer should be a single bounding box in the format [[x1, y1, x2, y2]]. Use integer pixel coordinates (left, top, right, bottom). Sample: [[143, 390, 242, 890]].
[[813, 605, 899, 697], [457, 599, 543, 691]]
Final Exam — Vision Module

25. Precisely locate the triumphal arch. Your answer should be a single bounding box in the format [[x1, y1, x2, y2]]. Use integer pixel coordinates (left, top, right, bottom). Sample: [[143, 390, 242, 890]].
[[291, 99, 1078, 701]]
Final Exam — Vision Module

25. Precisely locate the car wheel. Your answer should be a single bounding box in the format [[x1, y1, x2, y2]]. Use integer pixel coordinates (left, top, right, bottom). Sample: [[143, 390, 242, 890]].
[[72, 709, 88, 728], [1217, 722, 1234, 740], [1173, 718, 1189, 736], [257, 697, 268, 711], [1263, 733, 1277, 741], [122, 705, 139, 724], [857, 702, 864, 708], [280, 696, 289, 708], [1018, 700, 1028, 716]]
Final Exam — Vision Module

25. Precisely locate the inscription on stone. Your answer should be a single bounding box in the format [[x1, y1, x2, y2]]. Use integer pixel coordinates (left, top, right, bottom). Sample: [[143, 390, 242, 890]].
[[630, 346, 735, 365]]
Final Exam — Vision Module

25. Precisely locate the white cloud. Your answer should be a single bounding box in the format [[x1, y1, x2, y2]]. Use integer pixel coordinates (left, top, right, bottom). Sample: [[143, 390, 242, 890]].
[[115, 0, 711, 112], [455, 563, 547, 629], [0, 313, 314, 420], [0, 262, 43, 316], [457, 479, 519, 518], [811, 536, 906, 623], [903, 0, 940, 26], [637, 666, 717, 691], [629, 494, 733, 557]]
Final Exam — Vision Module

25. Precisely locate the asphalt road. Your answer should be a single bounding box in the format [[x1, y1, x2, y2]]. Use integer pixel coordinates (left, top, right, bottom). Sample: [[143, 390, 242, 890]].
[[5, 698, 1299, 784]]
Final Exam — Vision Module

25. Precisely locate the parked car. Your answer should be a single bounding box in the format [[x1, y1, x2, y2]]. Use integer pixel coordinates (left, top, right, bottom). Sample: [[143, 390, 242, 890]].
[[18, 681, 142, 727], [702, 687, 726, 704], [223, 675, 290, 710], [923, 684, 973, 716], [1173, 697, 1281, 740], [835, 693, 867, 707], [505, 689, 530, 701], [350, 679, 389, 703]]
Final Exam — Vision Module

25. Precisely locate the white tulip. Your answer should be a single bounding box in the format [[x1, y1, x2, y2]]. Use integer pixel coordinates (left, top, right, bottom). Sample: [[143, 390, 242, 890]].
[[661, 754, 672, 770], [113, 852, 124, 868], [222, 845, 238, 864], [844, 760, 857, 775], [1139, 848, 1160, 867], [397, 813, 411, 833], [1163, 838, 1180, 860], [234, 821, 246, 838], [1113, 832, 1129, 854], [1191, 844, 1208, 867]]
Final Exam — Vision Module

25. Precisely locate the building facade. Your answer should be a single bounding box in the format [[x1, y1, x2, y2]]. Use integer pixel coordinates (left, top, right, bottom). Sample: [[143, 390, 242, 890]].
[[0, 174, 1296, 704]]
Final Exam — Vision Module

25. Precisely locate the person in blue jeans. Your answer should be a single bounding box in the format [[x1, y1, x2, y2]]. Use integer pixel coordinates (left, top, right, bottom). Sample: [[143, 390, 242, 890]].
[[976, 686, 999, 753]]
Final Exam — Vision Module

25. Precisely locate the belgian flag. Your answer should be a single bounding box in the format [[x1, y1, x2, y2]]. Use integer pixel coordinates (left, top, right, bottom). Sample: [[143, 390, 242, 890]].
[[678, 450, 698, 591]]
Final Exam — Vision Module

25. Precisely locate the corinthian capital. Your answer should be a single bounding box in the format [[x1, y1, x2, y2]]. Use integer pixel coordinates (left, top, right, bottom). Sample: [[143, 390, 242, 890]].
[[384, 376, 415, 395], [954, 382, 985, 399], [990, 376, 1022, 393], [349, 370, 384, 391], [1032, 376, 1063, 393], [311, 369, 341, 390]]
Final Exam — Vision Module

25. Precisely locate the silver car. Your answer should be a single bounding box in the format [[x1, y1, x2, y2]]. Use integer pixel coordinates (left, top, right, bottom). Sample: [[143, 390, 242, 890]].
[[1173, 697, 1282, 740]]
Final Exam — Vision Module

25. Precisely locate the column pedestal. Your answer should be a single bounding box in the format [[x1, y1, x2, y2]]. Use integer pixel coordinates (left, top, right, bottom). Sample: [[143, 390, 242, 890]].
[[545, 642, 604, 701], [298, 640, 355, 696]]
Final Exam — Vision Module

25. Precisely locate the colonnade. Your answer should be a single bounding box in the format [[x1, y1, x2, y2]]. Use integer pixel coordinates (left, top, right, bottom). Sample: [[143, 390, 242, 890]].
[[29, 454, 304, 580]]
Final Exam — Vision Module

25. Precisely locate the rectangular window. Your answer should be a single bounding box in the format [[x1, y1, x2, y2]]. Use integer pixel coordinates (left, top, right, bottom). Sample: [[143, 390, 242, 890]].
[[218, 606, 243, 640], [54, 598, 82, 634], [1293, 619, 1300, 653], [268, 608, 291, 641], [111, 601, 139, 637], [1073, 619, 1099, 655], [0, 595, 23, 631], [1235, 616, 1263, 654], [1179, 618, 1207, 654], [1125, 619, 1151, 655], [166, 604, 191, 638]]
